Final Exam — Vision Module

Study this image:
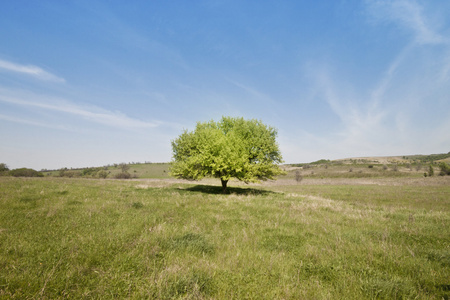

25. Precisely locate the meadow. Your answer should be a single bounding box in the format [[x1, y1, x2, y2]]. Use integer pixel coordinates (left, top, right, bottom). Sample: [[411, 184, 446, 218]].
[[0, 172, 449, 299]]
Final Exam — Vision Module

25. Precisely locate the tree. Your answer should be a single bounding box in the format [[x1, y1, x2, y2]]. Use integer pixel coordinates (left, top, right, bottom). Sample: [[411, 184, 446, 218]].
[[439, 162, 450, 176], [0, 163, 9, 176], [428, 165, 434, 177], [119, 163, 130, 173], [0, 163, 8, 172], [170, 116, 285, 193]]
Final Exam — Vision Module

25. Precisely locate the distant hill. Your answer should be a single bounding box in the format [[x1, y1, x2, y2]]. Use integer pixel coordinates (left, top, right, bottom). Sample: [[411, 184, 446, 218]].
[[291, 152, 450, 166], [335, 152, 450, 165]]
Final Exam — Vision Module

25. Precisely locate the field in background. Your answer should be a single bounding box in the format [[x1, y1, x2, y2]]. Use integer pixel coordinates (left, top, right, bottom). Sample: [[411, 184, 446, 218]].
[[39, 152, 450, 180], [0, 175, 449, 299]]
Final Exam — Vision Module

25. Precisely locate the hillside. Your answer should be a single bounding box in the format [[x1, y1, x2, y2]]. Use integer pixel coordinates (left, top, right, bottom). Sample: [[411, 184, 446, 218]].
[[38, 152, 450, 180]]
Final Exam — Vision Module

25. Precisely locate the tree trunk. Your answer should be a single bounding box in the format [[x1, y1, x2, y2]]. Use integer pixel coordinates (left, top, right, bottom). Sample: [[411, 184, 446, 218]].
[[221, 179, 228, 194]]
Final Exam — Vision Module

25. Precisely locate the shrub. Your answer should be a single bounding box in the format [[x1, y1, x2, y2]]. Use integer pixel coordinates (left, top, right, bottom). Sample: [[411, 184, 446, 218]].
[[81, 168, 100, 177], [9, 168, 44, 177], [0, 163, 9, 176], [119, 163, 130, 173], [428, 165, 434, 177], [59, 168, 67, 177], [0, 163, 9, 172], [438, 162, 450, 176], [97, 170, 108, 179], [115, 172, 131, 179]]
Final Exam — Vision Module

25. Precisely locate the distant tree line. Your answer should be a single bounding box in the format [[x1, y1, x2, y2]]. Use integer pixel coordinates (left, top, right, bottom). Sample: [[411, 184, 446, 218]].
[[404, 152, 450, 164], [0, 164, 44, 177]]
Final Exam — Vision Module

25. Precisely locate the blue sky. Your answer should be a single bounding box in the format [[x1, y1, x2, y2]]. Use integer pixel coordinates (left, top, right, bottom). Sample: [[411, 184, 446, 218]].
[[1, 0, 449, 170]]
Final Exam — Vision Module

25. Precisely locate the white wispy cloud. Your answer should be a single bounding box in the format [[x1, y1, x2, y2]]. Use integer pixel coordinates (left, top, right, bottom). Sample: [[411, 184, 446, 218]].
[[313, 69, 389, 152], [300, 0, 450, 159], [366, 0, 448, 45], [0, 90, 159, 130], [0, 59, 66, 83], [226, 78, 275, 105], [0, 114, 72, 131]]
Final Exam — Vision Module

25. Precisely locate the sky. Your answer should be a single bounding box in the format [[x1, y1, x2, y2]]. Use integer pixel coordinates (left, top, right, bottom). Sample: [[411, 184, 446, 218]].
[[1, 0, 449, 170]]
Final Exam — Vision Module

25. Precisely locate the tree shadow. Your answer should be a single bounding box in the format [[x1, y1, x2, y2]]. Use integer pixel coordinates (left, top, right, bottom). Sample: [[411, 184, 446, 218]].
[[179, 184, 276, 196]]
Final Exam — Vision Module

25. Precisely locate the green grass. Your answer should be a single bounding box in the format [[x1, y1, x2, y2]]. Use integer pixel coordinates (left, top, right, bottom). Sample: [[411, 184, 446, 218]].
[[0, 177, 448, 299]]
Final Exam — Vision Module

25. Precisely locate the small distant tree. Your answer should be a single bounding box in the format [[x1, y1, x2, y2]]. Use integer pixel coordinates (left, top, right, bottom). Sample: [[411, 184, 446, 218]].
[[119, 163, 130, 173], [0, 163, 9, 172], [59, 168, 67, 177], [171, 116, 284, 193], [439, 162, 450, 176], [428, 165, 434, 177], [97, 170, 108, 179], [0, 163, 9, 176], [114, 172, 131, 179]]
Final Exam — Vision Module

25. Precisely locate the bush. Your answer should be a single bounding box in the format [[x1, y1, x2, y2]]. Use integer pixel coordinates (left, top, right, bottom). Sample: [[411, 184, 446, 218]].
[[438, 162, 450, 176], [114, 172, 132, 179], [97, 170, 108, 179], [428, 165, 434, 177], [0, 163, 9, 172], [0, 163, 9, 176], [9, 168, 44, 177]]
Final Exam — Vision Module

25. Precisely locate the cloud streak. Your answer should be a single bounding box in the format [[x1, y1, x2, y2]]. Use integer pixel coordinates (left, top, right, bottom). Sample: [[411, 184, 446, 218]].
[[296, 0, 450, 160], [0, 91, 159, 130], [0, 59, 66, 83], [366, 0, 448, 45], [0, 114, 72, 131]]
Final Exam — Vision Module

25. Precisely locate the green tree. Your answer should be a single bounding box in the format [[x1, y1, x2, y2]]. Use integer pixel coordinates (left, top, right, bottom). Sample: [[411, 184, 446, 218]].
[[170, 116, 285, 193], [0, 163, 8, 172], [428, 165, 434, 177], [439, 162, 450, 176], [0, 163, 9, 176]]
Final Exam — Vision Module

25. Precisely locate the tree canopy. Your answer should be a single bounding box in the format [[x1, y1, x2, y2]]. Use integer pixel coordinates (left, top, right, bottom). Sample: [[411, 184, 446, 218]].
[[170, 116, 284, 192]]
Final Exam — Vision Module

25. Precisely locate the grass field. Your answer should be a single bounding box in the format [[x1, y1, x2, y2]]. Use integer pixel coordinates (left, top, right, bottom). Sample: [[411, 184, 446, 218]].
[[0, 175, 449, 299]]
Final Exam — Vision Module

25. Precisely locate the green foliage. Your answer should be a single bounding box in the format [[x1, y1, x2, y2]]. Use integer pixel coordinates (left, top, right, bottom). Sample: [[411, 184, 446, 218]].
[[0, 163, 9, 172], [171, 116, 284, 191], [8, 168, 44, 177], [409, 152, 450, 163], [438, 162, 450, 176], [290, 159, 330, 167], [428, 165, 434, 177], [119, 163, 130, 173], [114, 172, 132, 179], [57, 168, 81, 178], [97, 170, 108, 179], [0, 163, 9, 176]]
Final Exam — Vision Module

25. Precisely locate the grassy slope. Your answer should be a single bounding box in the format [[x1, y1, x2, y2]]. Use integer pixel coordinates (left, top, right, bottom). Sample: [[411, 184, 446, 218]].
[[40, 151, 450, 180], [0, 177, 448, 299]]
